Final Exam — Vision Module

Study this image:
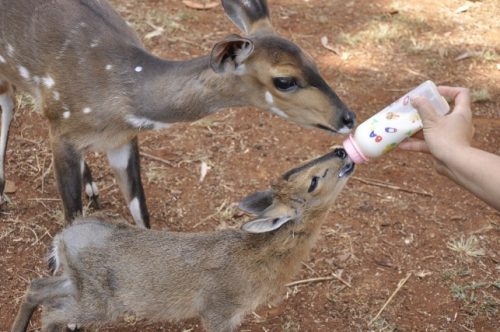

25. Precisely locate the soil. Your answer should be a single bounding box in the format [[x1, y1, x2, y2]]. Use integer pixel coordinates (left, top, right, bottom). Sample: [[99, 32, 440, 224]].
[[1, 0, 499, 331]]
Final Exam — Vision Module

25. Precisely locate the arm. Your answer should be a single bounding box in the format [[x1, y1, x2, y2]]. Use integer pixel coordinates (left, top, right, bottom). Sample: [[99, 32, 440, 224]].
[[399, 86, 500, 211]]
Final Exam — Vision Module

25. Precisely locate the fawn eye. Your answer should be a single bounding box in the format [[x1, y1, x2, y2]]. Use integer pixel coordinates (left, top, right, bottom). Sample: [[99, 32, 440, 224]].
[[308, 176, 320, 193], [334, 148, 347, 159], [273, 77, 298, 92]]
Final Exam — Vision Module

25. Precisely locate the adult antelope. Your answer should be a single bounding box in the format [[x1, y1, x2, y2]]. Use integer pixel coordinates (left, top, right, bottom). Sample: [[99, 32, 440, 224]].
[[0, 0, 355, 227]]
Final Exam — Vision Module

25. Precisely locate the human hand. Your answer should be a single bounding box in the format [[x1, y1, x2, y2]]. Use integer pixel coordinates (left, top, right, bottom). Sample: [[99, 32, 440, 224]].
[[399, 86, 475, 175]]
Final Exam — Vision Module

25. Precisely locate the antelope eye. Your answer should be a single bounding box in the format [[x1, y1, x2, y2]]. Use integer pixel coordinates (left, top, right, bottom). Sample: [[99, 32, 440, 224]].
[[308, 176, 320, 193], [334, 148, 347, 159], [273, 77, 298, 92]]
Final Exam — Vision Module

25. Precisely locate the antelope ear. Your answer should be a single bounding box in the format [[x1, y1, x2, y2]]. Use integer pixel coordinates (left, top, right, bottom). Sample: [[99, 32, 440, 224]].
[[242, 216, 294, 233], [221, 0, 273, 34], [210, 35, 254, 73], [238, 190, 274, 215]]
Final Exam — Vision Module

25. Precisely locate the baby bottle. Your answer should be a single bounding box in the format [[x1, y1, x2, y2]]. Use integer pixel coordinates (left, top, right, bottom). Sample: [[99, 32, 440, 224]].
[[343, 80, 450, 164]]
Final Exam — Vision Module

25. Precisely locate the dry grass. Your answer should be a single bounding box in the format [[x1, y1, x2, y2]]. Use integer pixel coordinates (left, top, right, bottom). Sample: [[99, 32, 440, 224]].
[[447, 235, 485, 258], [471, 88, 492, 103]]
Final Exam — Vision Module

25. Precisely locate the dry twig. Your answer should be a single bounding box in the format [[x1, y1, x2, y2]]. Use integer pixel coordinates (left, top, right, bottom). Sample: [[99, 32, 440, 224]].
[[352, 176, 432, 197], [286, 273, 352, 288], [368, 272, 412, 326], [141, 152, 176, 167]]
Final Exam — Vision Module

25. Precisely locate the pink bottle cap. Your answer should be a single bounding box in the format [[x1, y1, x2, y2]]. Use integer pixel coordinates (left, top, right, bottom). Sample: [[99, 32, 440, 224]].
[[343, 135, 369, 164]]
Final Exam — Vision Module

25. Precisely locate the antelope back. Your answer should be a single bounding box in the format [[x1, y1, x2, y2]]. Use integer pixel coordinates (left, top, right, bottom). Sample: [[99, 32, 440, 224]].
[[0, 0, 140, 113]]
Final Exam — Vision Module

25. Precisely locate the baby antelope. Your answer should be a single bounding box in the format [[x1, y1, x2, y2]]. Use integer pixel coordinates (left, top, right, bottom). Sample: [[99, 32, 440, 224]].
[[11, 147, 355, 332]]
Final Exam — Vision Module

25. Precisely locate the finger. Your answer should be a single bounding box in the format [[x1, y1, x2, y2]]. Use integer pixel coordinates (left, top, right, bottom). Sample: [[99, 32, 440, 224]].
[[437, 86, 471, 108], [398, 138, 430, 153], [438, 86, 472, 121], [412, 130, 424, 140], [410, 96, 439, 125]]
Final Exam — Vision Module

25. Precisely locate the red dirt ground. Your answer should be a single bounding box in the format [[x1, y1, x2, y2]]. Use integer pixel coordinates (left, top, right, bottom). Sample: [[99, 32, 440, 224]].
[[1, 0, 498, 331]]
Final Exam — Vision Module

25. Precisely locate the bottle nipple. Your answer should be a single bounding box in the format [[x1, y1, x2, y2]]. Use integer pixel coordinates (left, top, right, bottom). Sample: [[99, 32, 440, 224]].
[[343, 135, 369, 164]]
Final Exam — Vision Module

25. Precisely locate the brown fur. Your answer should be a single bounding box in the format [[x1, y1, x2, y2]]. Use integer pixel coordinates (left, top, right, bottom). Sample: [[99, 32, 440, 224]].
[[11, 148, 354, 332]]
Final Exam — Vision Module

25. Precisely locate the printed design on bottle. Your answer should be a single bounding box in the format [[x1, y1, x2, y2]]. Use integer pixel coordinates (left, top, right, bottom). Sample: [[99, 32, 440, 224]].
[[383, 142, 398, 154], [369, 130, 383, 143], [403, 95, 410, 105], [385, 127, 397, 133], [410, 113, 421, 123], [386, 112, 400, 120]]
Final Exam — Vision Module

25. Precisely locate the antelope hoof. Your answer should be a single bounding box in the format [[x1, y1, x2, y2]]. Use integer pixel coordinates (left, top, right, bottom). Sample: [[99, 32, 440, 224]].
[[85, 182, 100, 209], [67, 323, 81, 331]]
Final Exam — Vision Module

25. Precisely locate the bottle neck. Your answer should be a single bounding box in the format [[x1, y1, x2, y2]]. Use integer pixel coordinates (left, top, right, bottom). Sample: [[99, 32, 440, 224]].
[[343, 134, 370, 164]]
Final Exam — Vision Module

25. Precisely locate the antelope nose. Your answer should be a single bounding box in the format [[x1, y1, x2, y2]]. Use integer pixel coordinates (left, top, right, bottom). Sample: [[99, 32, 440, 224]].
[[342, 110, 356, 129]]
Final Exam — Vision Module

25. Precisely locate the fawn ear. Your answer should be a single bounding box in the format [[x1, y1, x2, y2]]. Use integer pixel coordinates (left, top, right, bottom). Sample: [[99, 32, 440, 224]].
[[238, 190, 274, 215], [242, 215, 294, 233], [221, 0, 273, 34], [210, 35, 254, 73]]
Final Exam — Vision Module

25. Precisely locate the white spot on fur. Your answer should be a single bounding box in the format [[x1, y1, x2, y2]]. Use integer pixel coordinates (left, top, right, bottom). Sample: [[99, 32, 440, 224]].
[[107, 144, 131, 170], [18, 66, 30, 79], [48, 242, 60, 274], [105, 64, 113, 70], [42, 75, 55, 88], [85, 182, 99, 197], [63, 111, 71, 119], [129, 197, 145, 227], [234, 64, 246, 75], [79, 22, 87, 28], [338, 126, 352, 134], [134, 66, 143, 72], [125, 114, 171, 130], [271, 107, 288, 119], [0, 55, 5, 63], [90, 39, 99, 48], [265, 91, 274, 105], [83, 107, 92, 114], [53, 91, 60, 101], [7, 44, 14, 57]]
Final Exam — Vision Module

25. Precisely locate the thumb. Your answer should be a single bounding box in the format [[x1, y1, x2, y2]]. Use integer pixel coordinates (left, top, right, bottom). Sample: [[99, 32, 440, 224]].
[[411, 96, 439, 127]]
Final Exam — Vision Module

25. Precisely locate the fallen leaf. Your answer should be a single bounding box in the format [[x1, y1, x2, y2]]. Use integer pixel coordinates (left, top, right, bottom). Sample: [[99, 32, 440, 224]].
[[454, 50, 482, 61], [455, 2, 472, 14], [5, 180, 16, 194], [199, 161, 210, 182], [416, 270, 433, 278], [145, 27, 164, 40], [182, 1, 218, 10], [320, 36, 341, 55]]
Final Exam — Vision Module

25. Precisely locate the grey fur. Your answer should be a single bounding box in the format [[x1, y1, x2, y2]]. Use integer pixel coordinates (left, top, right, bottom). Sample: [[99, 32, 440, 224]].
[[11, 148, 354, 332]]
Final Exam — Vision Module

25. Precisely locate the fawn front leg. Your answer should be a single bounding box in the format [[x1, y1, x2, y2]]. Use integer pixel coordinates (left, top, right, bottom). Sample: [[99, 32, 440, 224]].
[[0, 81, 15, 204], [107, 137, 149, 228], [51, 138, 83, 223]]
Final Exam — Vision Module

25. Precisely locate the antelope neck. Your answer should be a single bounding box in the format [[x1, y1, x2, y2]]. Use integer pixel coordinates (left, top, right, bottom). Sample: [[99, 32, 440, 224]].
[[131, 50, 249, 124]]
